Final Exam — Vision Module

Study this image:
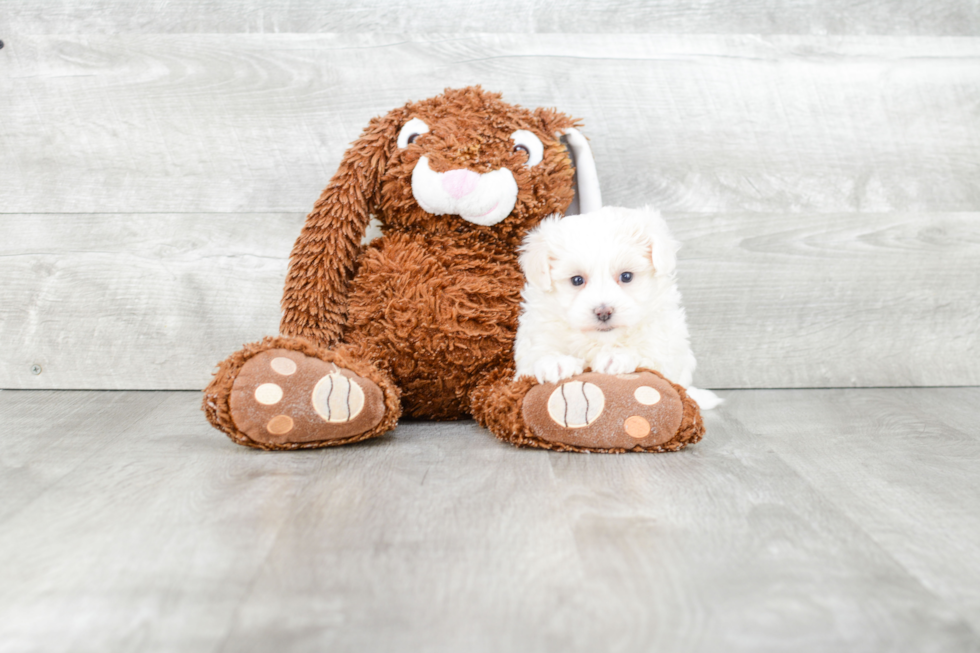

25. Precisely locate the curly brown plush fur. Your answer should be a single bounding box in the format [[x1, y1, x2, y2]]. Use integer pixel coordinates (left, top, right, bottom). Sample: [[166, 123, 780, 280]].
[[203, 86, 703, 452], [279, 87, 577, 348]]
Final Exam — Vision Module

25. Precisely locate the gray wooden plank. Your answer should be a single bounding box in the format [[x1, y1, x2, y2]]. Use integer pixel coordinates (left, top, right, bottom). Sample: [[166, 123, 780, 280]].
[[538, 402, 980, 652], [224, 411, 978, 652], [3, 390, 976, 652], [675, 212, 980, 388], [2, 34, 979, 214], [0, 392, 328, 653], [724, 387, 980, 634], [217, 420, 586, 653], [917, 387, 980, 435], [0, 213, 296, 390], [0, 390, 168, 523], [2, 211, 977, 390], [2, 0, 978, 35]]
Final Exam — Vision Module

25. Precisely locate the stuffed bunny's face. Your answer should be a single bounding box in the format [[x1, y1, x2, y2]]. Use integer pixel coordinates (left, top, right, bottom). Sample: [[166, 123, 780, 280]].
[[376, 88, 578, 244]]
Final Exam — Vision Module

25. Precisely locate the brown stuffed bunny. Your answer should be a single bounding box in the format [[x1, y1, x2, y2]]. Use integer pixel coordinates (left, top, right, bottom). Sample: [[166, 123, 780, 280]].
[[203, 87, 703, 453]]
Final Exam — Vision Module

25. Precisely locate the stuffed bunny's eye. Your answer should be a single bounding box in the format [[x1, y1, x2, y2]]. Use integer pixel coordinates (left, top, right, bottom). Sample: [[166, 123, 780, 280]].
[[510, 130, 543, 166], [397, 118, 430, 149]]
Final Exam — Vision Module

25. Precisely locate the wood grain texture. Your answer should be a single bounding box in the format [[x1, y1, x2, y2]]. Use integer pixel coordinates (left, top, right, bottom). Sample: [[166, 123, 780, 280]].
[[542, 401, 978, 651], [0, 213, 297, 390], [2, 34, 980, 214], [2, 33, 978, 389], [724, 388, 980, 635], [675, 211, 980, 388], [0, 390, 167, 523], [0, 392, 330, 651], [3, 0, 979, 35], [1, 388, 979, 651], [2, 211, 977, 390]]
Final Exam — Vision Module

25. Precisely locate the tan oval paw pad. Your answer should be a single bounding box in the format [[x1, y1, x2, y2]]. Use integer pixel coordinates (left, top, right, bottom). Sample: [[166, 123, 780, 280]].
[[255, 383, 283, 405], [634, 386, 661, 405], [266, 415, 294, 435], [312, 373, 366, 423], [270, 357, 297, 376], [624, 415, 651, 438], [546, 381, 604, 428]]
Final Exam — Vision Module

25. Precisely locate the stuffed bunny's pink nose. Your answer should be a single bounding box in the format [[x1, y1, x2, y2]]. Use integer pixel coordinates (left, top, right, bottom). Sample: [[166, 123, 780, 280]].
[[441, 169, 480, 199]]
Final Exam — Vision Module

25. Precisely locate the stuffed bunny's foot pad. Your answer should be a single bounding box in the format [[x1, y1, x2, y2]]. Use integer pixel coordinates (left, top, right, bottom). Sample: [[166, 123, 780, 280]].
[[523, 371, 686, 451], [229, 348, 386, 446]]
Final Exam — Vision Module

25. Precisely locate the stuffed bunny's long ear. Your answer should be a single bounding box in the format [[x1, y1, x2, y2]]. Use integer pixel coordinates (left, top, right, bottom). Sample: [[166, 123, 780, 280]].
[[280, 110, 405, 346], [561, 128, 602, 215]]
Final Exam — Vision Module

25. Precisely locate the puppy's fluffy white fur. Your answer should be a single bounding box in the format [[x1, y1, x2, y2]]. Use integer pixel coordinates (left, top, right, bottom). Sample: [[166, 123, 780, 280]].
[[514, 206, 721, 409]]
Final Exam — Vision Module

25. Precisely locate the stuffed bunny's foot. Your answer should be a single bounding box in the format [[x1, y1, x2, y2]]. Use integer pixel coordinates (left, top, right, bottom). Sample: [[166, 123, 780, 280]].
[[228, 348, 387, 447], [471, 368, 704, 453], [522, 371, 693, 450]]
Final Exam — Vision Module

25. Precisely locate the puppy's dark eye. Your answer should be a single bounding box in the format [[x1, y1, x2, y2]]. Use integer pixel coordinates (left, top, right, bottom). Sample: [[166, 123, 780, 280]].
[[514, 144, 530, 157], [407, 133, 420, 145], [571, 276, 585, 287], [620, 272, 634, 283]]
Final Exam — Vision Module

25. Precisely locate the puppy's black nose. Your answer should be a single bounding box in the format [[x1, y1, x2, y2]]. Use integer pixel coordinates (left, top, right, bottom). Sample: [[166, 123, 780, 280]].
[[594, 305, 613, 322]]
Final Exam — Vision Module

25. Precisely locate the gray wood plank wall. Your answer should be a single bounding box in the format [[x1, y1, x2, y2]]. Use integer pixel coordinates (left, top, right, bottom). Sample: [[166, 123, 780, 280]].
[[3, 1, 979, 35], [2, 9, 978, 390]]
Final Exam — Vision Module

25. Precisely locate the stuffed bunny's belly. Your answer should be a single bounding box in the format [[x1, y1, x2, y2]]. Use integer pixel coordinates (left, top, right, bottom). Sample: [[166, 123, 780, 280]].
[[345, 233, 524, 419]]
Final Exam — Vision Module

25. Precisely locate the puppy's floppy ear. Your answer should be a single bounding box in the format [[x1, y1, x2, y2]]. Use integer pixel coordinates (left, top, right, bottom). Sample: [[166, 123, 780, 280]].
[[280, 107, 408, 346], [638, 206, 680, 276], [519, 214, 562, 290]]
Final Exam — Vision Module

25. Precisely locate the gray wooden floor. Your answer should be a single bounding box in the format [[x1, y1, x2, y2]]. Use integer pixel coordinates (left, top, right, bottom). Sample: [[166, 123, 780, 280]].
[[1, 389, 978, 652]]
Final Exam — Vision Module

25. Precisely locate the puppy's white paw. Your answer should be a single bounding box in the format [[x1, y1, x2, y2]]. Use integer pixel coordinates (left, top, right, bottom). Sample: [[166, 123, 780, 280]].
[[593, 350, 639, 376], [533, 355, 586, 384]]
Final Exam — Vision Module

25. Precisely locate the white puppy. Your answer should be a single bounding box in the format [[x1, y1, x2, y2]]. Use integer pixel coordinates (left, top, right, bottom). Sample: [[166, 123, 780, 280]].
[[514, 206, 721, 409]]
